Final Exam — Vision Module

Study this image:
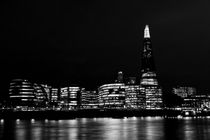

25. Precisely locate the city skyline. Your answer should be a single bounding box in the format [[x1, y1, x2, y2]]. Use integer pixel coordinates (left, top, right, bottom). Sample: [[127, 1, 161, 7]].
[[2, 1, 210, 140], [1, 0, 210, 99]]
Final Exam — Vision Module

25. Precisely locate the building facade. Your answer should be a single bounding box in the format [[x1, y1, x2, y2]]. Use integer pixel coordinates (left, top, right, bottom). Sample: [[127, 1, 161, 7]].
[[98, 83, 126, 109], [59, 86, 81, 110], [9, 79, 49, 110], [9, 79, 36, 109], [81, 90, 99, 109]]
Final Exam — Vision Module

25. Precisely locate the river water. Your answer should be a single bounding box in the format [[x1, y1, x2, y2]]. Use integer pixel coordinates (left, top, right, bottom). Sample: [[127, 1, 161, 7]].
[[0, 117, 210, 140]]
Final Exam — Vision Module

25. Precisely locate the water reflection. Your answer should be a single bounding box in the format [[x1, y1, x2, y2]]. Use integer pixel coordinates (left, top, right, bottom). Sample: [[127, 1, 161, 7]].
[[1, 117, 210, 140]]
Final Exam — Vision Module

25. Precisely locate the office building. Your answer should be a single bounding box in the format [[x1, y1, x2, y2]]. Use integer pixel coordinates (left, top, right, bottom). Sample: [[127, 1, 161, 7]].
[[59, 86, 80, 110], [125, 85, 140, 109], [81, 90, 99, 109], [98, 83, 126, 109]]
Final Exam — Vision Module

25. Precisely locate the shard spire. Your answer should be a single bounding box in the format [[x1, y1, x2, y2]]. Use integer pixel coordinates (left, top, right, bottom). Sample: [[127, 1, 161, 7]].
[[144, 25, 150, 38]]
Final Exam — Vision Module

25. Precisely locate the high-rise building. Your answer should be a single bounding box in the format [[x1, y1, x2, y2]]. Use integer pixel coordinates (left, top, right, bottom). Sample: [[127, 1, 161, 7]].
[[127, 77, 136, 85], [140, 25, 162, 109]]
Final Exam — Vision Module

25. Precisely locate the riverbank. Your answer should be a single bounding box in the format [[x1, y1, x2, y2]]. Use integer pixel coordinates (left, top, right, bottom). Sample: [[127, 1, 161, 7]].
[[1, 109, 210, 119], [0, 109, 183, 119]]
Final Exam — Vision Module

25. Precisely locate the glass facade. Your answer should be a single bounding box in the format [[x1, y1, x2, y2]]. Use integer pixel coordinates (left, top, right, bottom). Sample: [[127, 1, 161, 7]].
[[125, 85, 142, 109], [59, 87, 80, 110], [9, 79, 36, 108], [140, 86, 162, 109], [81, 90, 99, 109], [98, 83, 126, 109]]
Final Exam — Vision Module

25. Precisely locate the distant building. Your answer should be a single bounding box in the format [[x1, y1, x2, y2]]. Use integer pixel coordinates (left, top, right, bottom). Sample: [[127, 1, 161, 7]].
[[127, 77, 137, 85], [140, 86, 162, 109], [115, 71, 124, 83], [68, 87, 80, 109], [140, 25, 163, 109], [98, 83, 126, 109], [125, 85, 143, 109], [49, 88, 59, 108], [59, 87, 69, 109], [41, 84, 52, 105], [81, 90, 99, 109], [9, 79, 50, 110], [180, 94, 210, 111], [80, 88, 87, 108], [172, 86, 196, 98], [33, 83, 48, 107], [59, 86, 81, 110]]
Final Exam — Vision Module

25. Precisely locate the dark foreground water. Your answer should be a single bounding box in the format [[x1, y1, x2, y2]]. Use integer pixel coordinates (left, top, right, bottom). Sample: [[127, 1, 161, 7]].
[[1, 117, 210, 140]]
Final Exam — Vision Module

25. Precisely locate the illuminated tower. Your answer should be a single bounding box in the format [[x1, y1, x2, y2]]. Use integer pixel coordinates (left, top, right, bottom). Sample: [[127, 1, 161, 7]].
[[115, 71, 124, 83], [140, 25, 162, 109]]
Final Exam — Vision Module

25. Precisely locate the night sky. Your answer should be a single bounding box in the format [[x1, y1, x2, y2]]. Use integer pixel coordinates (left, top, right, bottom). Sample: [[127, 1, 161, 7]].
[[1, 0, 210, 97]]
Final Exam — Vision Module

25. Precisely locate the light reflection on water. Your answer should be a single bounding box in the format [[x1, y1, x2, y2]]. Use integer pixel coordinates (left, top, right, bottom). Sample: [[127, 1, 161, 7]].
[[1, 117, 210, 140]]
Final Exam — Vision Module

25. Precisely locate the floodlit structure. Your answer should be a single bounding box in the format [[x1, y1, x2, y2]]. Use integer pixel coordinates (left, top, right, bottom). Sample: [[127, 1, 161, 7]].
[[140, 25, 163, 109]]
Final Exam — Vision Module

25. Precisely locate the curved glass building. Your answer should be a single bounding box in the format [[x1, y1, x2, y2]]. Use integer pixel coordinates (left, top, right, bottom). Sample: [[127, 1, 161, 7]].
[[9, 79, 36, 109], [9, 79, 49, 110]]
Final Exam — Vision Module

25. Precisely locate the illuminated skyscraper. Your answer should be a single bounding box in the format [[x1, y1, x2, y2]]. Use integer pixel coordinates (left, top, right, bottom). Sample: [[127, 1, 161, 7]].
[[140, 25, 162, 109]]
